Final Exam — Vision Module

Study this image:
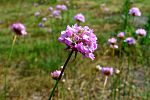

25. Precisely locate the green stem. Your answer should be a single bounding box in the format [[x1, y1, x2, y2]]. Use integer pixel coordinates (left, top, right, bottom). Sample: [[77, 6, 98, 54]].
[[48, 50, 74, 100], [123, 0, 129, 31], [4, 35, 17, 100], [123, 51, 130, 96]]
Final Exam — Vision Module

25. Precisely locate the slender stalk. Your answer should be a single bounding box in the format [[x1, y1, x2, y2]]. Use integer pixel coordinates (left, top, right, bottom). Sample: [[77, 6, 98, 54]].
[[112, 48, 115, 64], [104, 76, 108, 88], [4, 35, 17, 100], [48, 50, 74, 100], [123, 50, 130, 96], [123, 0, 129, 31], [102, 76, 108, 99], [119, 40, 124, 71]]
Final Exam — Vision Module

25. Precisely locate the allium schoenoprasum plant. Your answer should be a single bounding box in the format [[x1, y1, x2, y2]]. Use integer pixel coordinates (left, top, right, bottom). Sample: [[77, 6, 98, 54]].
[[107, 0, 149, 99], [1, 0, 150, 99], [48, 24, 97, 100], [3, 23, 27, 100]]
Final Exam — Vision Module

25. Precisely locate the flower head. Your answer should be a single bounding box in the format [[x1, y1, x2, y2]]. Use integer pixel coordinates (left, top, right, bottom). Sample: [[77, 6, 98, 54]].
[[74, 13, 85, 22], [129, 7, 141, 16], [124, 37, 136, 45], [117, 32, 125, 39], [48, 6, 53, 11], [51, 70, 61, 80], [102, 67, 113, 76], [108, 38, 117, 45], [52, 10, 61, 17], [11, 23, 27, 35], [61, 5, 67, 11], [38, 22, 44, 27], [56, 5, 67, 11], [58, 24, 97, 60], [42, 17, 47, 22], [136, 28, 146, 37], [34, 12, 40, 17]]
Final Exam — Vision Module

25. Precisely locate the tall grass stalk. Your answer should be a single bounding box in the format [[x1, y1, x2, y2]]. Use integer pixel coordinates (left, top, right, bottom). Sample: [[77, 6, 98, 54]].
[[102, 76, 108, 99], [123, 49, 131, 97], [123, 0, 129, 31], [4, 35, 17, 100]]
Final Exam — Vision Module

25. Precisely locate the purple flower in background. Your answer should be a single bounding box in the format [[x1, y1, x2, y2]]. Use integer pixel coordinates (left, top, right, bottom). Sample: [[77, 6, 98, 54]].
[[124, 37, 136, 45], [108, 38, 117, 45], [42, 17, 47, 22], [48, 6, 53, 11], [11, 23, 27, 35], [56, 5, 62, 10], [61, 5, 67, 11], [51, 70, 61, 80], [38, 22, 44, 27], [52, 10, 61, 17], [58, 24, 97, 60], [74, 13, 85, 22], [117, 32, 125, 39], [102, 67, 113, 76], [34, 12, 40, 17], [129, 7, 141, 16], [136, 28, 146, 36], [56, 5, 67, 11]]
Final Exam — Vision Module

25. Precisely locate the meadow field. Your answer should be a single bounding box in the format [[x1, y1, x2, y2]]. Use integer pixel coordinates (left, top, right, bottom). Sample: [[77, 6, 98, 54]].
[[0, 0, 150, 100]]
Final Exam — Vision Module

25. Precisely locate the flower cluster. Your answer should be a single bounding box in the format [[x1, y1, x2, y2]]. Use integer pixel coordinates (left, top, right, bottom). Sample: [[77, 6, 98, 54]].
[[129, 7, 141, 16], [52, 10, 61, 17], [108, 38, 118, 49], [58, 24, 97, 60], [11, 23, 27, 36], [101, 67, 113, 76], [136, 28, 146, 37], [51, 70, 61, 80], [34, 4, 68, 28], [117, 32, 125, 39], [56, 4, 67, 11], [48, 6, 53, 11], [124, 37, 136, 45], [108, 38, 117, 45], [74, 13, 85, 23]]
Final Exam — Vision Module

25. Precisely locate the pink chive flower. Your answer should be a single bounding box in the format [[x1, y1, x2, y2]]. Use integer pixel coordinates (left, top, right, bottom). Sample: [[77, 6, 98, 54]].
[[52, 10, 61, 17], [61, 5, 67, 11], [56, 5, 62, 10], [58, 24, 97, 60], [135, 28, 146, 37], [129, 7, 141, 16], [74, 13, 85, 22], [42, 17, 47, 22], [124, 37, 136, 45], [34, 12, 40, 17], [48, 6, 53, 11], [108, 38, 117, 45], [56, 5, 67, 11], [11, 23, 27, 35], [117, 32, 125, 39], [51, 70, 61, 80], [38, 22, 44, 27], [110, 44, 118, 49], [102, 67, 113, 76]]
